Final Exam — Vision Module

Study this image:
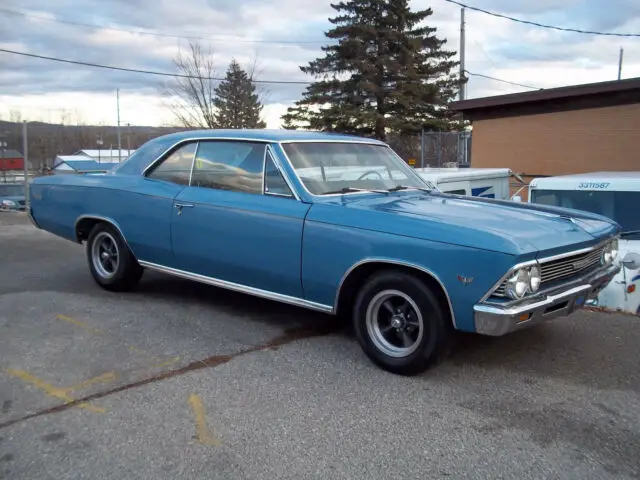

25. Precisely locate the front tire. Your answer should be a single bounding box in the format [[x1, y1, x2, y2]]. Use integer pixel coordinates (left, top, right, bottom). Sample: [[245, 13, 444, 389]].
[[353, 270, 453, 375], [86, 222, 143, 292]]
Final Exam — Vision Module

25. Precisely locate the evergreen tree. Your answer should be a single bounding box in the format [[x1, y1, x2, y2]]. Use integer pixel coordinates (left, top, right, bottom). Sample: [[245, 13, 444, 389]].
[[281, 0, 464, 140], [213, 59, 266, 129]]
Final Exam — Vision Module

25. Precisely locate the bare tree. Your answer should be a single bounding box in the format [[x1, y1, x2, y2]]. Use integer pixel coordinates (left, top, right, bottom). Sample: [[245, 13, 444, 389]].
[[162, 41, 219, 129]]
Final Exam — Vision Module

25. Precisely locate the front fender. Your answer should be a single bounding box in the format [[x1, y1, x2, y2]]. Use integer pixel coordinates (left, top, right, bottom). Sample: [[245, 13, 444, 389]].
[[301, 220, 517, 332]]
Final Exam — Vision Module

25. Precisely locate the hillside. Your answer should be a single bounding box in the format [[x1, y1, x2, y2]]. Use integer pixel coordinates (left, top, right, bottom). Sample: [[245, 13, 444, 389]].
[[0, 120, 188, 169]]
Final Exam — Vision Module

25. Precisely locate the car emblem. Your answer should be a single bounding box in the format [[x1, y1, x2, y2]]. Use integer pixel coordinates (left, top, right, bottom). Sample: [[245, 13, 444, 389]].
[[571, 258, 590, 270], [457, 274, 474, 285]]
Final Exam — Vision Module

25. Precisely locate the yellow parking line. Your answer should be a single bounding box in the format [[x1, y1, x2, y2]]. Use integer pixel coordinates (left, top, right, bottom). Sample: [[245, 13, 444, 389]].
[[56, 313, 175, 362], [5, 369, 105, 413], [146, 356, 181, 369], [56, 314, 105, 335], [189, 394, 221, 446], [128, 345, 157, 358], [62, 372, 117, 393]]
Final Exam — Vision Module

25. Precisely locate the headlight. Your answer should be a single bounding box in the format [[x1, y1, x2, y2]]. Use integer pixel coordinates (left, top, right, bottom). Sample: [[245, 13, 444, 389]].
[[505, 268, 531, 300], [529, 265, 541, 293], [1, 199, 16, 207], [610, 238, 619, 261], [601, 239, 618, 265]]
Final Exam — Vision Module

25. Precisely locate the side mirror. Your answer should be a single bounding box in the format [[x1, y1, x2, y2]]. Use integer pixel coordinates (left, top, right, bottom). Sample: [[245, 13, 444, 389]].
[[511, 195, 522, 202], [622, 252, 640, 270]]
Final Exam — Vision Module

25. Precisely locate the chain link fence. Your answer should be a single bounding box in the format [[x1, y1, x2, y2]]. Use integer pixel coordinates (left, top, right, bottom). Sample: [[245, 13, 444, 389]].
[[388, 131, 472, 168]]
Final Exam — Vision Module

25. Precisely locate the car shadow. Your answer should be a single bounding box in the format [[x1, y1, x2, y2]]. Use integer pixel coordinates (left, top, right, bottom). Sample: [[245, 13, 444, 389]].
[[131, 270, 347, 334]]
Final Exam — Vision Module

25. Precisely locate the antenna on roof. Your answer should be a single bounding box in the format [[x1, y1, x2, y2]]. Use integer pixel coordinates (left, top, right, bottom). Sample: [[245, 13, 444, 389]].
[[618, 47, 624, 80], [116, 89, 122, 163]]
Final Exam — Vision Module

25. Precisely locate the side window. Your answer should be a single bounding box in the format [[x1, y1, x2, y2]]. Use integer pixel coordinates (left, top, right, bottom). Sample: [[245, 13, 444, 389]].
[[191, 141, 265, 194], [265, 151, 294, 197], [146, 142, 197, 185]]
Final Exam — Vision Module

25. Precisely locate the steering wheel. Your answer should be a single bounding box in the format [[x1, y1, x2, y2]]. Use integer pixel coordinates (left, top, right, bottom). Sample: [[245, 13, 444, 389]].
[[357, 170, 384, 180]]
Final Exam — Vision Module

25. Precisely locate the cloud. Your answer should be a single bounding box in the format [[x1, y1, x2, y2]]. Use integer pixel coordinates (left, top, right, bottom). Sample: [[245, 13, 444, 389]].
[[1, 0, 640, 128]]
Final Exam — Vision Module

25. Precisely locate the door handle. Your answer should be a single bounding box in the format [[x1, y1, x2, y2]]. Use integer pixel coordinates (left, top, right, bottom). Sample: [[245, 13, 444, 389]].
[[174, 203, 194, 215]]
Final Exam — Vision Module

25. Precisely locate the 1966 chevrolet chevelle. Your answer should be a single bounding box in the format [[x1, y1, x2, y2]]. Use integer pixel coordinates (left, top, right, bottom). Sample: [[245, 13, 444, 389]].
[[28, 129, 621, 375]]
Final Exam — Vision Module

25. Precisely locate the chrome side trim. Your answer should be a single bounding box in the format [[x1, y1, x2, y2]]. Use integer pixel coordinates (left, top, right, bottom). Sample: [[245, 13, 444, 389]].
[[334, 258, 457, 329], [138, 261, 334, 314], [74, 215, 135, 253]]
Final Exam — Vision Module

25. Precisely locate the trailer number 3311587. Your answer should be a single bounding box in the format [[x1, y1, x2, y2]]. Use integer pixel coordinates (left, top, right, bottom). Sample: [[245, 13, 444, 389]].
[[578, 182, 610, 189]]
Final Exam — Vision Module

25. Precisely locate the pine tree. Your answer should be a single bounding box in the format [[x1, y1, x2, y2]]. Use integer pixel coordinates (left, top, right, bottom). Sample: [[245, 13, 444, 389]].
[[281, 0, 464, 140], [213, 59, 266, 129]]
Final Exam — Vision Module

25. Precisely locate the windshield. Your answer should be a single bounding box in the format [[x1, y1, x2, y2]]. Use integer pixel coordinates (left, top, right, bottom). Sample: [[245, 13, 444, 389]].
[[531, 189, 640, 240], [281, 142, 431, 195], [0, 185, 24, 196]]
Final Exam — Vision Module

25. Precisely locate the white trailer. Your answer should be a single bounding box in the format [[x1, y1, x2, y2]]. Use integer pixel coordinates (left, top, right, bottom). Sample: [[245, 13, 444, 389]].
[[415, 167, 512, 200], [528, 171, 640, 314]]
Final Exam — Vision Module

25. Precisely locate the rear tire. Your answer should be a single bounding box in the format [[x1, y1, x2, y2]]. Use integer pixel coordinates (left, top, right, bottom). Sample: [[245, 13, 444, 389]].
[[86, 222, 143, 292], [353, 270, 453, 375]]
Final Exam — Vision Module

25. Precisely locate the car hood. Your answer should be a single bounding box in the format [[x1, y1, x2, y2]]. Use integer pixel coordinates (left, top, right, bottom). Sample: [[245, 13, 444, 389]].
[[313, 191, 620, 257]]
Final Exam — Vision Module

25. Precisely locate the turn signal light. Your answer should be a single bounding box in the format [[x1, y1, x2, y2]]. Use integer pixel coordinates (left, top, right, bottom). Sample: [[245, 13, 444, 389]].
[[628, 284, 636, 294]]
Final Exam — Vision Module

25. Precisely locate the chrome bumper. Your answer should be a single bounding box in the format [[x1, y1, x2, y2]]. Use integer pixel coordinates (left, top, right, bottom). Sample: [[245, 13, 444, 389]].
[[473, 263, 620, 336]]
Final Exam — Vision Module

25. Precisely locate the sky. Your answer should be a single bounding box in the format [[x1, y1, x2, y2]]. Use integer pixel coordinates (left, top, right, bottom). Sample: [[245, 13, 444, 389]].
[[1, 0, 639, 129]]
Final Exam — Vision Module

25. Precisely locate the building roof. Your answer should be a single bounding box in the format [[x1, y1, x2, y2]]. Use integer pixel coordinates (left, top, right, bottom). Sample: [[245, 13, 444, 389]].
[[54, 158, 119, 172], [0, 149, 23, 158], [55, 154, 92, 162], [449, 76, 640, 121], [76, 149, 136, 158]]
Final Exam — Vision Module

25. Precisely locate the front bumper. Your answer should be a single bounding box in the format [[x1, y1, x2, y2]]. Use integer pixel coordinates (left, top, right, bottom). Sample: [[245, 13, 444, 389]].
[[473, 263, 620, 336]]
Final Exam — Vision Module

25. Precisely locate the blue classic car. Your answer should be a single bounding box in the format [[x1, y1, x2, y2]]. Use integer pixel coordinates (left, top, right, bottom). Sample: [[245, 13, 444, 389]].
[[27, 129, 621, 375]]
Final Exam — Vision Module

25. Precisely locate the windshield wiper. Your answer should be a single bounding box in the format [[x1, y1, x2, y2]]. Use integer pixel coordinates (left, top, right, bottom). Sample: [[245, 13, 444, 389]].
[[322, 187, 389, 195], [386, 185, 433, 193], [620, 230, 640, 238]]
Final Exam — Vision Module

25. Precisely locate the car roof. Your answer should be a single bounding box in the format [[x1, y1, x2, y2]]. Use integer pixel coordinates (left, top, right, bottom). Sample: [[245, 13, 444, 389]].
[[155, 129, 388, 145]]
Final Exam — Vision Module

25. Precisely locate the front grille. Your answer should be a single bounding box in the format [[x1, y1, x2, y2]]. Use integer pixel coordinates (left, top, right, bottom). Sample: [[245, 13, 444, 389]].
[[491, 244, 606, 299], [539, 247, 604, 285]]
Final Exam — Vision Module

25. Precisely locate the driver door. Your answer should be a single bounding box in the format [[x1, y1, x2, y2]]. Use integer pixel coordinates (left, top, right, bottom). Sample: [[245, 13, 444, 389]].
[[170, 140, 310, 299]]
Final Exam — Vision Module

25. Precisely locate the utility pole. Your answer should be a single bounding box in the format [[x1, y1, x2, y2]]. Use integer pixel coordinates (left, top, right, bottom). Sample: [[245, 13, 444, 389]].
[[127, 123, 131, 152], [116, 88, 122, 162], [459, 7, 466, 101], [22, 121, 29, 207], [618, 47, 624, 80]]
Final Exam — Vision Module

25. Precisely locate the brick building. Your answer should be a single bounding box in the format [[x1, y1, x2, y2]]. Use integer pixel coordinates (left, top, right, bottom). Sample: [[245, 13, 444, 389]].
[[449, 76, 640, 199], [0, 149, 24, 171]]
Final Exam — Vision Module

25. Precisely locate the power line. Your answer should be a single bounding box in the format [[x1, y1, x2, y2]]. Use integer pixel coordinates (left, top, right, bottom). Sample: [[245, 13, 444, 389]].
[[0, 7, 327, 45], [464, 70, 542, 90], [444, 0, 640, 37], [0, 47, 543, 94], [0, 47, 313, 85]]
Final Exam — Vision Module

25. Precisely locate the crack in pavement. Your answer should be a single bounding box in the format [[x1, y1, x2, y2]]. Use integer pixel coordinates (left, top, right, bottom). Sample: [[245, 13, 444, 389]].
[[0, 322, 340, 430]]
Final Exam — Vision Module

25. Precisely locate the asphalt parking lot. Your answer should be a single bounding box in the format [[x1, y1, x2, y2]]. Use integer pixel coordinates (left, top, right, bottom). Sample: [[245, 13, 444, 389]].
[[1, 211, 639, 480]]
